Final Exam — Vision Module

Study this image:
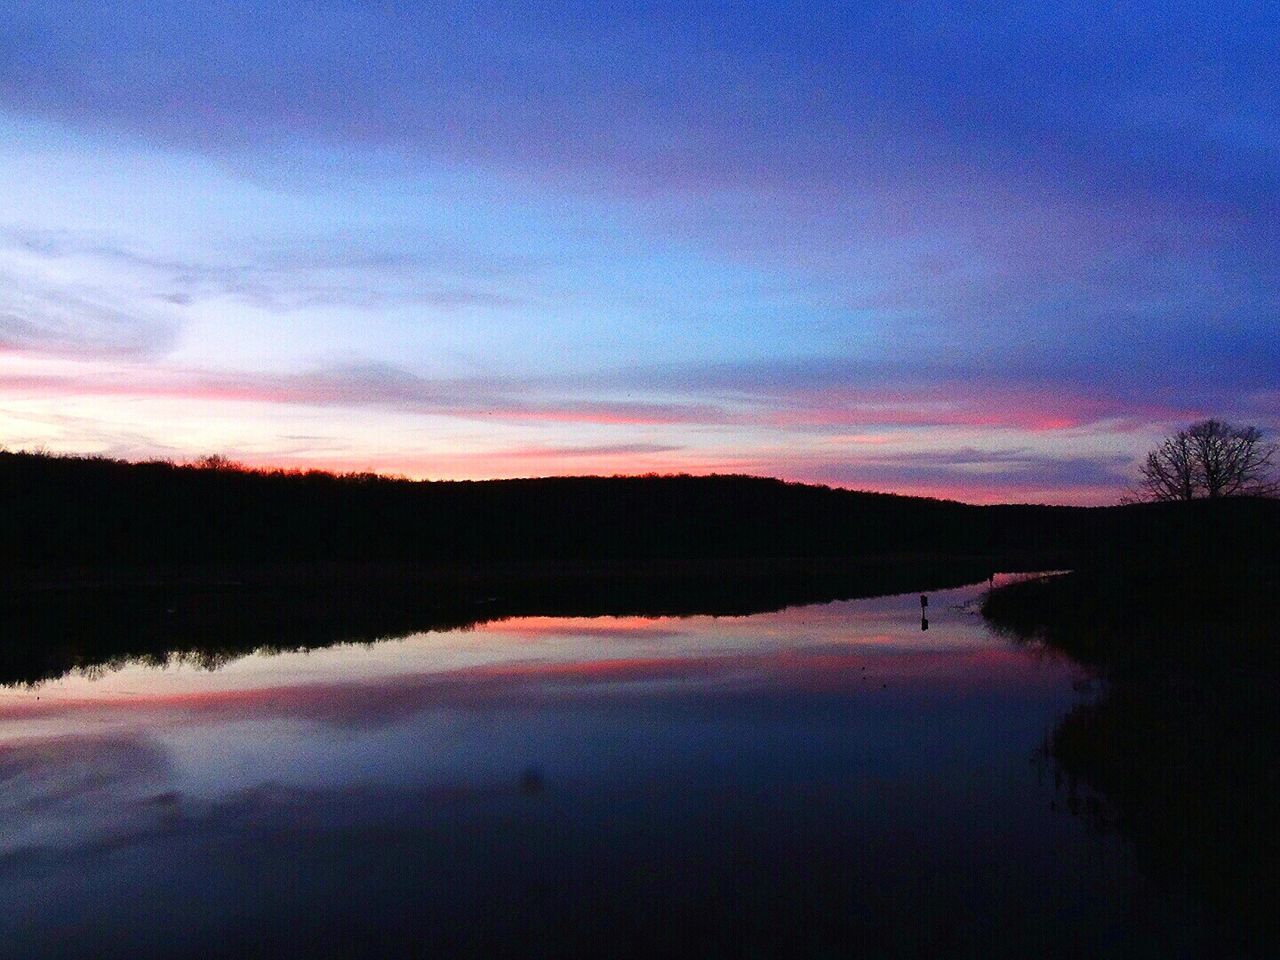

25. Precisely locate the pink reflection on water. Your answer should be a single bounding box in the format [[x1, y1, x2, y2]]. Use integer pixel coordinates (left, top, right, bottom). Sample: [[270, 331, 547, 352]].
[[0, 588, 999, 712], [0, 641, 1067, 731], [0, 584, 1080, 748], [0, 585, 1086, 878]]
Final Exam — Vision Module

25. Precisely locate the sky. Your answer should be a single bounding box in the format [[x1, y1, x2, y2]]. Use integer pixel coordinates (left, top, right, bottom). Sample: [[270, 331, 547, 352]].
[[1, 1, 1276, 504]]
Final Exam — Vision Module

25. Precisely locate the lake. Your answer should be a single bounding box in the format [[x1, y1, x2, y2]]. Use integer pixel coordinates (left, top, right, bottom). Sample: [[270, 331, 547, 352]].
[[0, 580, 1221, 958]]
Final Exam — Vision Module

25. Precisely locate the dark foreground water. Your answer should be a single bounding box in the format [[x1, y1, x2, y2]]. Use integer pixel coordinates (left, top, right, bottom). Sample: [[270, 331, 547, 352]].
[[0, 581, 1223, 958]]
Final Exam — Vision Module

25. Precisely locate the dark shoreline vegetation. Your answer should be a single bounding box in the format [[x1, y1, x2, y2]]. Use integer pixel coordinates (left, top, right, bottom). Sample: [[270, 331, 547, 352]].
[[5, 448, 1265, 576], [980, 516, 1280, 954]]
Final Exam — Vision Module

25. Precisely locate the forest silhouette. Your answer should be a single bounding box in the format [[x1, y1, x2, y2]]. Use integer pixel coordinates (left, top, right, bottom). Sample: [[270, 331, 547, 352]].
[[6, 450, 1277, 578]]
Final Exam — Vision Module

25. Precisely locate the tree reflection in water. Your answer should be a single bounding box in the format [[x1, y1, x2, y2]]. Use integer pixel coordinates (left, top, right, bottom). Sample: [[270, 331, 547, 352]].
[[0, 557, 1003, 688]]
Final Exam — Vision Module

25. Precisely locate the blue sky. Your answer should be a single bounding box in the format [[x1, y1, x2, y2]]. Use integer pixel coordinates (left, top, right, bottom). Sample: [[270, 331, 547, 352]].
[[1, 1, 1276, 502]]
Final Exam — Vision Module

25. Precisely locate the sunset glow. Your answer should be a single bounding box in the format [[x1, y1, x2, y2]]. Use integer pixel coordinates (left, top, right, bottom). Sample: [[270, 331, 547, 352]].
[[2, 3, 1276, 503]]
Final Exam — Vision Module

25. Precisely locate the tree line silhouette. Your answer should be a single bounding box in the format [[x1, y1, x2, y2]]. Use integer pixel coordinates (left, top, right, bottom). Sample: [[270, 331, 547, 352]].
[[6, 450, 1275, 580]]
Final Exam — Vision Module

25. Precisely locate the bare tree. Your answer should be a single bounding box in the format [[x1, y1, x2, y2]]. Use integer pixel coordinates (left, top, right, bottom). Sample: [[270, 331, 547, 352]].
[[1137, 431, 1197, 501], [1135, 419, 1278, 501]]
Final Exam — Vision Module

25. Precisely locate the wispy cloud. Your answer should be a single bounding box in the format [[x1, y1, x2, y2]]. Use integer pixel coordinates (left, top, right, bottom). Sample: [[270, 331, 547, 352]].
[[0, 233, 179, 358], [0, 358, 727, 427], [0, 225, 529, 328], [2, 2, 1277, 502]]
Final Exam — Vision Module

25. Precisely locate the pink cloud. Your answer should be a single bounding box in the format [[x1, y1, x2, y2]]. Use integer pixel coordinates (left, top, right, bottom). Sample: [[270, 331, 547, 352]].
[[749, 381, 1198, 433], [0, 360, 724, 427], [0, 352, 1207, 504], [0, 360, 1196, 438]]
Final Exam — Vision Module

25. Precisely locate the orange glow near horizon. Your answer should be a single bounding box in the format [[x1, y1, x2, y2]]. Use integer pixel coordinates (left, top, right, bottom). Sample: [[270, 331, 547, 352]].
[[0, 351, 1170, 506]]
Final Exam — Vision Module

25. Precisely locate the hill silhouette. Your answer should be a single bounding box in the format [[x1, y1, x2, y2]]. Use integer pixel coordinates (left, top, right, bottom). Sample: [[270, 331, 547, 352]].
[[8, 449, 1276, 582]]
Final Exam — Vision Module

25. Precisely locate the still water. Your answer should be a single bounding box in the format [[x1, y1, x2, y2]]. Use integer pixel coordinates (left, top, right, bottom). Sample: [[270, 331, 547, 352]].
[[0, 582, 1209, 958]]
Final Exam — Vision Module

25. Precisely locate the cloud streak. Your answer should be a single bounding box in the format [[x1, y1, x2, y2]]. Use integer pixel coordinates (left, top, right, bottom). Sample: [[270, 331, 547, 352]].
[[1, 2, 1277, 503], [0, 352, 1219, 434]]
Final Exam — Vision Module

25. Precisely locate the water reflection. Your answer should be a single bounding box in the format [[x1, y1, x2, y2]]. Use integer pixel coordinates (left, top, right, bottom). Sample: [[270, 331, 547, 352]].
[[0, 584, 1213, 959], [0, 559, 1010, 688]]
